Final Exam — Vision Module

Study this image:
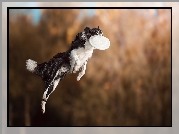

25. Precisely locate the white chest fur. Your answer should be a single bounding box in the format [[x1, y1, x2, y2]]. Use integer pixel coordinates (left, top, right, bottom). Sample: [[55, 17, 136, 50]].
[[70, 41, 94, 73]]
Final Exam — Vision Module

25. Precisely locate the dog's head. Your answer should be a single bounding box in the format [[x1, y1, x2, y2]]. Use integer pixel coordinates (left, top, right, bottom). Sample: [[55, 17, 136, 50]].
[[84, 26, 103, 40], [68, 26, 105, 51]]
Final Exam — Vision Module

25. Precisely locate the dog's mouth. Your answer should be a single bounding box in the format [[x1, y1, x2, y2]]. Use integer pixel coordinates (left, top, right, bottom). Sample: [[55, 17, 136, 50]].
[[82, 27, 109, 50]]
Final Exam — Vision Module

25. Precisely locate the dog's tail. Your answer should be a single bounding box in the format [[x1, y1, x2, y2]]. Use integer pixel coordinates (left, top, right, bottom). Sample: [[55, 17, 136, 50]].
[[26, 59, 37, 73]]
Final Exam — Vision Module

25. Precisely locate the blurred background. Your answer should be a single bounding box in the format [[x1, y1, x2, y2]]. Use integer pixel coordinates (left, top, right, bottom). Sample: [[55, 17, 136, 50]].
[[8, 6, 171, 126]]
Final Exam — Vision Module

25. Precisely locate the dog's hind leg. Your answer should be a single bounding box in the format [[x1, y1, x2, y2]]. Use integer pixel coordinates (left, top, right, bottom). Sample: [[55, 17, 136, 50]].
[[41, 66, 69, 114], [41, 77, 61, 114]]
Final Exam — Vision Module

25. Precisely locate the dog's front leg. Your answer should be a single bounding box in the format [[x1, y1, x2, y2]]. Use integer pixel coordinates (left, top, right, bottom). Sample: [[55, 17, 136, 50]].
[[77, 61, 87, 81]]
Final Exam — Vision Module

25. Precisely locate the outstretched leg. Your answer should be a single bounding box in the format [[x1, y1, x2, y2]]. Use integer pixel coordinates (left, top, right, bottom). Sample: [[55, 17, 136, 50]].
[[41, 77, 61, 113], [41, 66, 69, 114], [77, 61, 87, 81]]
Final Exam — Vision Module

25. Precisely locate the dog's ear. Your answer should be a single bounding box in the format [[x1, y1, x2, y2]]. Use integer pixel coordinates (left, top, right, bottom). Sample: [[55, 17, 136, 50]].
[[84, 27, 91, 32], [98, 26, 99, 29]]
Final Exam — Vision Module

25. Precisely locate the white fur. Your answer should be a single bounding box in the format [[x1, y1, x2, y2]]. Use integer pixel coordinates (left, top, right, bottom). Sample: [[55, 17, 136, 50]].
[[81, 32, 87, 40], [26, 59, 37, 72], [70, 41, 95, 81], [77, 61, 87, 81], [41, 100, 46, 114]]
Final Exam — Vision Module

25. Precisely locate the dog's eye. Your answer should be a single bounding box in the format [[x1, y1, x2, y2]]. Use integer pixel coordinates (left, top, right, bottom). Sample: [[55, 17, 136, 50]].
[[99, 30, 103, 35], [86, 33, 91, 39]]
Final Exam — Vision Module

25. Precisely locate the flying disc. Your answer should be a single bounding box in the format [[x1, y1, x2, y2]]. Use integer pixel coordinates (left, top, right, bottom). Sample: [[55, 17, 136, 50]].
[[89, 35, 110, 50]]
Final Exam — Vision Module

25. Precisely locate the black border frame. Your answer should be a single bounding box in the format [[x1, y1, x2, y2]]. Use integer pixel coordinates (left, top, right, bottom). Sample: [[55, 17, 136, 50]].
[[7, 6, 172, 127]]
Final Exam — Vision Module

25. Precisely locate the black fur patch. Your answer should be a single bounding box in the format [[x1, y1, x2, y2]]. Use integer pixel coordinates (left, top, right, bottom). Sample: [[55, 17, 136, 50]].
[[34, 52, 70, 89]]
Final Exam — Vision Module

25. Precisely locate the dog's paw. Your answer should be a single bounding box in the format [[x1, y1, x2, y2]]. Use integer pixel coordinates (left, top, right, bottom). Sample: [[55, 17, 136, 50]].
[[77, 76, 81, 81]]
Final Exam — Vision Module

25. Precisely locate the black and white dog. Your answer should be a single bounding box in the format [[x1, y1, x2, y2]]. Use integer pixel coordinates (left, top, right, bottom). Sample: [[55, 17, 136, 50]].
[[26, 26, 109, 113]]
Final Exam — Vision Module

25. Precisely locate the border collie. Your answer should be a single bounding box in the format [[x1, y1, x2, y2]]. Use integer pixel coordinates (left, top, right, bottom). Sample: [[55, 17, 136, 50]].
[[26, 26, 110, 113]]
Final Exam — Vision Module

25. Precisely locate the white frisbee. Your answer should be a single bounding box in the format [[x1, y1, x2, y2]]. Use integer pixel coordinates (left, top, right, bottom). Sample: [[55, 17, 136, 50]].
[[89, 35, 110, 50]]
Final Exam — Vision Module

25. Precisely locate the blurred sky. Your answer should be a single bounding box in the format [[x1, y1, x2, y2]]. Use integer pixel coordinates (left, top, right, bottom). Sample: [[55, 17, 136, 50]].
[[10, 2, 96, 24]]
